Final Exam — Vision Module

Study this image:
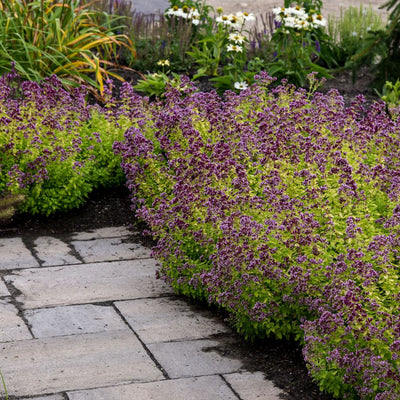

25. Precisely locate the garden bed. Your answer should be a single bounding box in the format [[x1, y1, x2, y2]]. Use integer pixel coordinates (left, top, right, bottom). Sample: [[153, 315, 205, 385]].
[[1, 67, 395, 400], [2, 1, 400, 398]]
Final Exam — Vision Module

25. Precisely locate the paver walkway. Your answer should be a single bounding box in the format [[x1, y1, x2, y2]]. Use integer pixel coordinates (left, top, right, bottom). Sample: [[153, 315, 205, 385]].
[[0, 226, 285, 399], [132, 0, 388, 19]]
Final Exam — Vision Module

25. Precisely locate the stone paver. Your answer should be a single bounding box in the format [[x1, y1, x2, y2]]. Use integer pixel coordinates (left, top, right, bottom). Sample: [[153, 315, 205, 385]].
[[34, 236, 81, 266], [67, 375, 238, 400], [148, 339, 244, 379], [130, 0, 388, 22], [71, 238, 151, 263], [115, 297, 230, 344], [21, 396, 65, 400], [0, 237, 39, 270], [24, 304, 127, 338], [204, 0, 388, 19], [0, 298, 32, 342], [0, 279, 9, 296], [224, 371, 285, 400], [132, 0, 168, 14], [71, 226, 132, 241], [0, 330, 164, 397], [5, 259, 173, 309]]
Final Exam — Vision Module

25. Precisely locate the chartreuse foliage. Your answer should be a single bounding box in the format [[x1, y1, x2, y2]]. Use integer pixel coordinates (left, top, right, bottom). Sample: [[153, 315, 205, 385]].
[[115, 73, 400, 399], [0, 71, 128, 216]]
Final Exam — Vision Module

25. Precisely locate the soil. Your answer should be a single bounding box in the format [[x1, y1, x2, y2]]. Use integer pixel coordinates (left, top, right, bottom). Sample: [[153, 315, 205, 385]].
[[0, 69, 380, 400]]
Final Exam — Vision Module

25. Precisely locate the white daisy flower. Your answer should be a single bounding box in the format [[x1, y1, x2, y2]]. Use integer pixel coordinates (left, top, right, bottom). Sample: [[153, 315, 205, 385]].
[[227, 44, 243, 52], [294, 19, 309, 30], [191, 15, 200, 25], [241, 11, 255, 21], [157, 59, 170, 66], [165, 6, 182, 17], [272, 7, 286, 16], [291, 6, 306, 17], [311, 14, 327, 27], [216, 14, 232, 25], [283, 16, 296, 28], [228, 33, 245, 44], [234, 81, 248, 90]]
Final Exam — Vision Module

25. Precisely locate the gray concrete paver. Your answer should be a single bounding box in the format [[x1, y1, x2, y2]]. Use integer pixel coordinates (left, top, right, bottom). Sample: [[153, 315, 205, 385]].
[[71, 238, 152, 263], [20, 396, 65, 400], [34, 236, 81, 266], [67, 375, 239, 400], [223, 371, 285, 400], [0, 279, 10, 296], [115, 297, 230, 344], [0, 330, 164, 397], [70, 226, 132, 240], [0, 237, 39, 270], [204, 0, 388, 19], [132, 0, 169, 14], [5, 259, 173, 309], [131, 0, 388, 21], [148, 339, 244, 379], [24, 304, 128, 338], [0, 298, 32, 342]]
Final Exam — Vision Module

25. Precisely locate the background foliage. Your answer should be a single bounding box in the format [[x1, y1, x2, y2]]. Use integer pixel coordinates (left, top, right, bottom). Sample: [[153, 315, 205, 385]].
[[0, 0, 135, 99]]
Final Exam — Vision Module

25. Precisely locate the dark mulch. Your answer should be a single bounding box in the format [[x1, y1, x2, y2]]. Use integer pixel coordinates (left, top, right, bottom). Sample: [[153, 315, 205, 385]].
[[0, 68, 379, 399]]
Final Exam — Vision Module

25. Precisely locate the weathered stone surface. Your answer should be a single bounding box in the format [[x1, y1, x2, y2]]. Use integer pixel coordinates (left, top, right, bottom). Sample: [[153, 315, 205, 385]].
[[0, 330, 164, 397], [115, 297, 230, 344], [24, 304, 127, 338], [67, 376, 238, 400], [34, 236, 81, 266], [223, 372, 285, 400], [0, 237, 39, 270], [0, 298, 32, 342], [70, 227, 132, 241], [21, 396, 65, 400], [5, 259, 172, 309], [147, 339, 244, 379], [132, 0, 169, 14], [71, 238, 151, 263], [0, 279, 9, 296]]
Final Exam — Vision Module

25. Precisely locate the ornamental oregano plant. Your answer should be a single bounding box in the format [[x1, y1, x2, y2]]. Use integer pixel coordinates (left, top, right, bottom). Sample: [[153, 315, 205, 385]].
[[114, 73, 400, 399], [0, 70, 126, 216]]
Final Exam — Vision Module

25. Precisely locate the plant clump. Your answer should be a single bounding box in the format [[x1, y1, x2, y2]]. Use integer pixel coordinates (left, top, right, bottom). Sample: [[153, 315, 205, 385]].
[[114, 73, 400, 399], [0, 69, 131, 216]]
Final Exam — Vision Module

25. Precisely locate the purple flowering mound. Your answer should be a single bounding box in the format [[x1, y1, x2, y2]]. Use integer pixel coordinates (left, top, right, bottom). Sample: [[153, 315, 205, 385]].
[[115, 72, 400, 399], [0, 70, 126, 216]]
